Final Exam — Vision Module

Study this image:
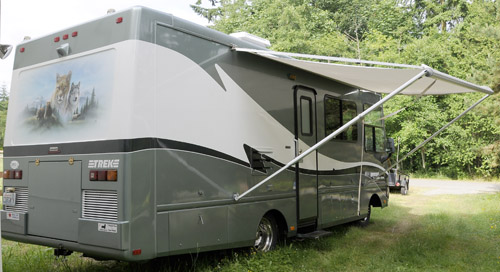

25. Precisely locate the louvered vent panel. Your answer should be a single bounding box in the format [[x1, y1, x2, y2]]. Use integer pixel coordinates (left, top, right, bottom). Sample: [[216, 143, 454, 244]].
[[82, 190, 118, 221], [4, 187, 29, 213]]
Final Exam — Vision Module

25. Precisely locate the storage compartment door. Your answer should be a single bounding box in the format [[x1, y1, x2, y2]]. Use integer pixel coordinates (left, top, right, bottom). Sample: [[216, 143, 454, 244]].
[[28, 161, 82, 242]]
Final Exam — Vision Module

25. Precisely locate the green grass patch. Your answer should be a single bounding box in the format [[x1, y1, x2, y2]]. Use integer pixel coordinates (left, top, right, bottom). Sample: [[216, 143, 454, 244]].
[[2, 190, 500, 271]]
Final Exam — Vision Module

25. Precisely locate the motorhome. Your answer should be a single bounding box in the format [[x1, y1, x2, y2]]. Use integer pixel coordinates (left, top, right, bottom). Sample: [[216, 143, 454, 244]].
[[1, 7, 492, 261]]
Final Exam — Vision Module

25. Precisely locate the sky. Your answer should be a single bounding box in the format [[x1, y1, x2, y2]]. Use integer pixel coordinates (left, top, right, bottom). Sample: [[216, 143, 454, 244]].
[[0, 0, 210, 90]]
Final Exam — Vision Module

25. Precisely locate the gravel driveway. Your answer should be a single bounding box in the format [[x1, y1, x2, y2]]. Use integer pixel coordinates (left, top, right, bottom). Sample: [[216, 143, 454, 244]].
[[410, 178, 500, 195]]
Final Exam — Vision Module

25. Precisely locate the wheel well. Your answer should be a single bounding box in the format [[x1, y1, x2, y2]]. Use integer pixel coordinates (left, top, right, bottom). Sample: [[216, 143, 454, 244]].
[[369, 194, 382, 207], [264, 210, 288, 240]]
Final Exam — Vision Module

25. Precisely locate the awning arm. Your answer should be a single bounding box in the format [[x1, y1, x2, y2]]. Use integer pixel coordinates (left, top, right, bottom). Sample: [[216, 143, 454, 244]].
[[233, 69, 428, 201], [423, 65, 493, 95], [388, 94, 490, 171]]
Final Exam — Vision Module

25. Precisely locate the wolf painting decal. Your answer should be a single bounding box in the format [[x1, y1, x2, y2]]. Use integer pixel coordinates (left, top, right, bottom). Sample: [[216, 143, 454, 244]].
[[10, 50, 114, 145]]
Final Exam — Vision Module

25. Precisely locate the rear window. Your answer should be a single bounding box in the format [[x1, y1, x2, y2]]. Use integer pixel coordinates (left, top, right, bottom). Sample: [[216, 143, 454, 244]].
[[8, 50, 115, 145]]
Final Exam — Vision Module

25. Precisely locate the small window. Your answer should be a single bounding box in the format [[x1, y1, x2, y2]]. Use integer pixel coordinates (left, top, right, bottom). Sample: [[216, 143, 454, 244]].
[[325, 96, 357, 141], [364, 104, 386, 152], [365, 127, 374, 151], [300, 97, 312, 136]]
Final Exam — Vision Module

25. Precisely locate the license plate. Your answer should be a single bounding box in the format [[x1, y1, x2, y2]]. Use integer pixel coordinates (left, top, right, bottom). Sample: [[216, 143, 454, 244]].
[[2, 192, 16, 206]]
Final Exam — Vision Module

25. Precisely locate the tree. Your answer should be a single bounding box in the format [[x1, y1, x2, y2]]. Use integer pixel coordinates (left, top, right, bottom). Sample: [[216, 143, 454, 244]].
[[190, 0, 500, 178]]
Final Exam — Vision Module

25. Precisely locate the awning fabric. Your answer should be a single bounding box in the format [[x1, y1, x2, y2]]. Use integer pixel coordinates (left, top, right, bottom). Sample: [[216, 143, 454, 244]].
[[235, 48, 493, 95]]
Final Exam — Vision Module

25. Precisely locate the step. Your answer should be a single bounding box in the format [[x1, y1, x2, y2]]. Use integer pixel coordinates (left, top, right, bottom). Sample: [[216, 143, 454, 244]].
[[296, 230, 332, 240]]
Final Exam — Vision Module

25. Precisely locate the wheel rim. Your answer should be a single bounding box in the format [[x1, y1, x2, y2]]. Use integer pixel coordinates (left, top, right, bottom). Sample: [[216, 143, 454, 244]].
[[254, 217, 274, 252], [362, 205, 371, 222]]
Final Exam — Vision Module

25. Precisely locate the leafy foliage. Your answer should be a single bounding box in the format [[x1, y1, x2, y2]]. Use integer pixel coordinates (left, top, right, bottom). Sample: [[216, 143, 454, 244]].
[[192, 0, 500, 179]]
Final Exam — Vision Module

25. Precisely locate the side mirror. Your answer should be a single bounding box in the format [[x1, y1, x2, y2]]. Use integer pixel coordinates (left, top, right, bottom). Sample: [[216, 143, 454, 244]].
[[386, 138, 396, 154], [0, 44, 13, 60]]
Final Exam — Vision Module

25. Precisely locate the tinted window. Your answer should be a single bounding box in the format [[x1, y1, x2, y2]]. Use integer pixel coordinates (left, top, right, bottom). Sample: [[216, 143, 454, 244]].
[[364, 104, 386, 152], [325, 96, 357, 141], [300, 97, 312, 136]]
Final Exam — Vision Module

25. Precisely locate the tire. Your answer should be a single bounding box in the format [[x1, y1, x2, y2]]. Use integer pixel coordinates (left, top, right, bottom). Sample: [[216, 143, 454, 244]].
[[254, 215, 278, 252], [401, 184, 408, 195], [358, 205, 371, 227]]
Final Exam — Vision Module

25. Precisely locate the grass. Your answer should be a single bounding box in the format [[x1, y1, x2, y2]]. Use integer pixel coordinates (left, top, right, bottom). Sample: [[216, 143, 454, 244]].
[[2, 188, 500, 271]]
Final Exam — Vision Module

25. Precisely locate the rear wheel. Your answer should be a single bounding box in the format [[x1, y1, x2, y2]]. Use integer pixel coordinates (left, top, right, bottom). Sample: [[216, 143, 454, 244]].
[[358, 205, 371, 227], [254, 215, 278, 252]]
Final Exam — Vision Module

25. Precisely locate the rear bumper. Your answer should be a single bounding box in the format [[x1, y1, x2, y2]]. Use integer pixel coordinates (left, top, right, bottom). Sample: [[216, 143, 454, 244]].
[[1, 210, 136, 261]]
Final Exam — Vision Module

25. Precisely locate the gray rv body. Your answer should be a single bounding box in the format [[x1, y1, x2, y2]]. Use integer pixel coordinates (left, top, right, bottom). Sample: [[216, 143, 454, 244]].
[[1, 7, 388, 261]]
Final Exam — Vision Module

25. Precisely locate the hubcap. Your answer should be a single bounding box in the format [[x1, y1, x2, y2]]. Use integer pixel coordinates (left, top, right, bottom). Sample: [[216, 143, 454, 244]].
[[254, 217, 274, 252]]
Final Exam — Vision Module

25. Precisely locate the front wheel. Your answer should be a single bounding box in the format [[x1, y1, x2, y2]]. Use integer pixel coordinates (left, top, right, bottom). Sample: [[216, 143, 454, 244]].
[[254, 215, 278, 252]]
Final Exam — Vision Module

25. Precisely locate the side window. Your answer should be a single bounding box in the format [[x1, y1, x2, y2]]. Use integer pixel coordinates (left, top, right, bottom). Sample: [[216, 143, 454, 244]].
[[325, 96, 357, 141], [300, 97, 312, 136], [364, 104, 385, 152]]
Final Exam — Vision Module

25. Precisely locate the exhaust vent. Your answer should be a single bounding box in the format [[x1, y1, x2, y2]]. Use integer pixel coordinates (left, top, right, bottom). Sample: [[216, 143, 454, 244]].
[[82, 190, 118, 221]]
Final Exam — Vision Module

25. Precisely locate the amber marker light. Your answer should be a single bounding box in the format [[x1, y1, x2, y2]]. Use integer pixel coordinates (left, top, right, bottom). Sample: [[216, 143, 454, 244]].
[[3, 170, 10, 179], [107, 170, 118, 181]]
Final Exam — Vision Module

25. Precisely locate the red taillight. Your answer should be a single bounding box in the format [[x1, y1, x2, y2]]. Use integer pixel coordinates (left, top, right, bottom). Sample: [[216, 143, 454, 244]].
[[90, 170, 118, 181], [72, 31, 78, 37], [132, 249, 141, 255], [116, 17, 123, 24], [14, 170, 23, 179], [3, 170, 21, 179], [54, 36, 60, 42], [396, 182, 400, 187], [97, 171, 107, 181]]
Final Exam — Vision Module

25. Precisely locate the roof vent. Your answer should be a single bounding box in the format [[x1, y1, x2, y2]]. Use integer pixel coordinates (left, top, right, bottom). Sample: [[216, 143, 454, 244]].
[[230, 32, 271, 48]]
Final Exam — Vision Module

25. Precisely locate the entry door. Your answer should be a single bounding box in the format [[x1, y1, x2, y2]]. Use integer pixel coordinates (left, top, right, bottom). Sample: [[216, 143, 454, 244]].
[[294, 87, 318, 223]]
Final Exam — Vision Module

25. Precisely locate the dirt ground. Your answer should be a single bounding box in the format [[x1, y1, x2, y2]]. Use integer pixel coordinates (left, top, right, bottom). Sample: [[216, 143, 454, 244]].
[[410, 178, 500, 195]]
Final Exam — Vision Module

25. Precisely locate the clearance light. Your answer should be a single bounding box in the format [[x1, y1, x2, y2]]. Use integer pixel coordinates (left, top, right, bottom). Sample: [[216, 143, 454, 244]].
[[72, 31, 78, 37], [116, 17, 123, 24], [63, 34, 69, 40], [20, 47, 25, 53], [54, 37, 60, 42], [132, 249, 142, 256]]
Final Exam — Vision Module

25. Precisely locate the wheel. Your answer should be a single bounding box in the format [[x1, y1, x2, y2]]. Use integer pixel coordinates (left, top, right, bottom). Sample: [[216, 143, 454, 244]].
[[254, 215, 278, 252], [401, 184, 408, 195], [358, 205, 371, 227]]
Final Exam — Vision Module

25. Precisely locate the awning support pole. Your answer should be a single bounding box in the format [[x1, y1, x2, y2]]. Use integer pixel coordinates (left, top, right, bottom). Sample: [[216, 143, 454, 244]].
[[233, 69, 428, 201], [389, 94, 490, 170]]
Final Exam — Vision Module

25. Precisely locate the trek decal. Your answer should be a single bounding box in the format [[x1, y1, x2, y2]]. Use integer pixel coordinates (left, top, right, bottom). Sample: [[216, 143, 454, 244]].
[[88, 159, 120, 169]]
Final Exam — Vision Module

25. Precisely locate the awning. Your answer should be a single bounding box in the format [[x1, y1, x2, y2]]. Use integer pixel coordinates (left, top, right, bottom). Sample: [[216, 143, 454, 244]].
[[234, 48, 493, 95]]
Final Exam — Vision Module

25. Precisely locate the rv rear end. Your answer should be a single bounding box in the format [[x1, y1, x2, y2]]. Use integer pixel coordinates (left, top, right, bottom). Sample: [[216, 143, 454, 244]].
[[1, 7, 162, 261]]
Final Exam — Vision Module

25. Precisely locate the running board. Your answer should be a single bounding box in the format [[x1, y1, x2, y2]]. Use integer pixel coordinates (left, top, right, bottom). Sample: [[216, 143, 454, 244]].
[[296, 230, 332, 240]]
